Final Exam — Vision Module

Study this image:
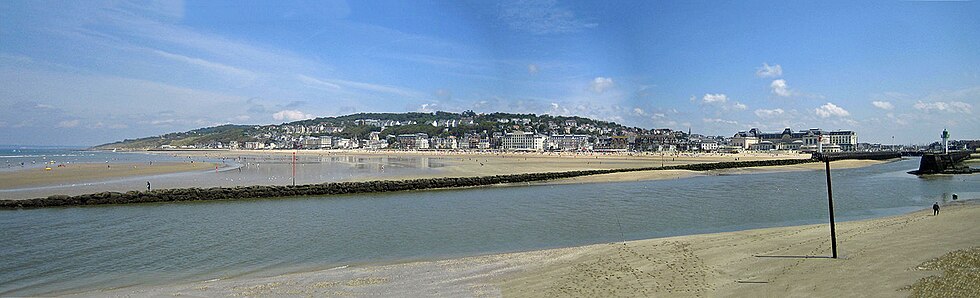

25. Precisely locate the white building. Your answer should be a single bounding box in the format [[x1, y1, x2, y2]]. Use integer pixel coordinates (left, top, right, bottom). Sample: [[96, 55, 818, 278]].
[[699, 141, 719, 151], [547, 134, 591, 151], [734, 127, 857, 152], [502, 131, 545, 151], [301, 137, 332, 149], [244, 142, 264, 150]]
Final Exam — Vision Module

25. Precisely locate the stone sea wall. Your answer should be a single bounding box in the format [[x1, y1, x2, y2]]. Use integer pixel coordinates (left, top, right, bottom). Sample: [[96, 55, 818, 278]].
[[814, 151, 903, 161], [912, 151, 976, 175], [1, 158, 846, 209]]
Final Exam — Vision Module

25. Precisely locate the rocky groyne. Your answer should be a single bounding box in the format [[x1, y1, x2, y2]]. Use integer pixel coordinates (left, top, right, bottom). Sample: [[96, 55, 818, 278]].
[[909, 151, 978, 175], [1, 158, 832, 209], [813, 151, 903, 161]]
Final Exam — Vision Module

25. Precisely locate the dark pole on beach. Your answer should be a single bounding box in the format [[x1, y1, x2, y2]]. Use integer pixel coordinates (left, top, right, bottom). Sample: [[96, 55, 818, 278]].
[[823, 156, 838, 259], [292, 151, 296, 186]]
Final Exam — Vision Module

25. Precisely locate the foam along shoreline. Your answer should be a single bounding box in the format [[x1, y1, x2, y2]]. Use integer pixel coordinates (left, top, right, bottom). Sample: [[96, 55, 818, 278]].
[[76, 202, 980, 297]]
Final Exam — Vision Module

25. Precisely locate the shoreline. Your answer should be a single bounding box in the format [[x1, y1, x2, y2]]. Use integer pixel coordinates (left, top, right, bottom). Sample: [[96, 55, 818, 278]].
[[76, 202, 980, 297], [0, 156, 903, 207], [0, 162, 219, 189], [0, 158, 828, 208]]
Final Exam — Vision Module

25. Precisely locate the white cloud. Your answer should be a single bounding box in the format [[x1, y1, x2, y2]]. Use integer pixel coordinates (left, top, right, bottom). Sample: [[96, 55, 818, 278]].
[[632, 107, 646, 116], [150, 119, 176, 125], [754, 108, 785, 118], [549, 102, 571, 115], [756, 63, 782, 78], [815, 102, 850, 118], [696, 93, 746, 111], [528, 64, 539, 75], [913, 101, 972, 114], [151, 49, 257, 81], [272, 110, 314, 122], [871, 101, 894, 110], [296, 74, 341, 90], [590, 77, 614, 93], [87, 121, 128, 129], [498, 0, 598, 34], [419, 103, 439, 113], [771, 79, 792, 97], [57, 119, 80, 128], [703, 118, 739, 125], [702, 93, 728, 103]]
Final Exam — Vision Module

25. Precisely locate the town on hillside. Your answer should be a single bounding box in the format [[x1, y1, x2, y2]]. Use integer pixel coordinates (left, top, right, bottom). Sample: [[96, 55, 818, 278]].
[[113, 111, 974, 154]]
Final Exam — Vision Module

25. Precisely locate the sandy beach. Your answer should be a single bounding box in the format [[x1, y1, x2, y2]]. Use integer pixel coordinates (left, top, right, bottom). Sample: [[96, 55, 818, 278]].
[[542, 159, 890, 185], [80, 202, 979, 297], [0, 162, 218, 189], [163, 149, 819, 182], [1, 149, 892, 199]]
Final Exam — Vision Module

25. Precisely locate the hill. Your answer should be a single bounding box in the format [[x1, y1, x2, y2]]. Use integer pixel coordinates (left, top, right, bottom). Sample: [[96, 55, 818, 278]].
[[91, 111, 648, 150]]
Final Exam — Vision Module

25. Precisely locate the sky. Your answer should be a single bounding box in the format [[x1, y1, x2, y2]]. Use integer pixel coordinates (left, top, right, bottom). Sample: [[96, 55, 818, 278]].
[[0, 0, 978, 146]]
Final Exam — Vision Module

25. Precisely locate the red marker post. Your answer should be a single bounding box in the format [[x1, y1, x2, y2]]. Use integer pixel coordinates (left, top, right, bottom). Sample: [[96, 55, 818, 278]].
[[292, 151, 296, 186]]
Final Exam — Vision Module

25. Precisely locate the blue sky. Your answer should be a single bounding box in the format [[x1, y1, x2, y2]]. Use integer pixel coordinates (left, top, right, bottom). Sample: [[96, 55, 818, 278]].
[[0, 0, 977, 146]]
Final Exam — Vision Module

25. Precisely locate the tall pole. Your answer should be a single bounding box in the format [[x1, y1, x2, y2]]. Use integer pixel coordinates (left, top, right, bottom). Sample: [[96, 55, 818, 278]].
[[824, 157, 838, 259], [292, 151, 296, 186]]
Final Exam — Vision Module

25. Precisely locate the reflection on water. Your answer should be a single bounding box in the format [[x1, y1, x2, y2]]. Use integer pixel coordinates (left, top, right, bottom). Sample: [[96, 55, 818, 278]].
[[0, 158, 977, 296]]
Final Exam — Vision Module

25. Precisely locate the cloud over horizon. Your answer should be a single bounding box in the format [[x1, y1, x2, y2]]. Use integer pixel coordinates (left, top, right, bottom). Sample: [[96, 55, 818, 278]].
[[272, 110, 315, 122]]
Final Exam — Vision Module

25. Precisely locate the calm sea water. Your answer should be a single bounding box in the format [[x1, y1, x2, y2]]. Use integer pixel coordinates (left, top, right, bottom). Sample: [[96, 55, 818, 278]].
[[0, 158, 977, 296]]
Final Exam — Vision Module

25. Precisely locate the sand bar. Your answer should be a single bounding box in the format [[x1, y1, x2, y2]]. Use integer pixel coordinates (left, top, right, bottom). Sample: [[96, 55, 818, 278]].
[[161, 149, 816, 181], [0, 162, 218, 189], [79, 202, 978, 297], [1, 149, 890, 199]]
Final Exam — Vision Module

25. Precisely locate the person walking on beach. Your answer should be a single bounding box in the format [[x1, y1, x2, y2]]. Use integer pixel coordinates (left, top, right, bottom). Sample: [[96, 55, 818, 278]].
[[933, 202, 940, 216], [147, 181, 151, 191]]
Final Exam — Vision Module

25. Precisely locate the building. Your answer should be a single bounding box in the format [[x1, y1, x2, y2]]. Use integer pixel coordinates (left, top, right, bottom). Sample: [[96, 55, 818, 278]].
[[244, 142, 264, 150], [396, 133, 429, 149], [731, 129, 760, 149], [430, 136, 459, 149], [502, 131, 545, 151], [301, 137, 332, 149], [698, 141, 719, 151], [547, 134, 591, 151], [826, 130, 858, 151], [733, 127, 857, 152]]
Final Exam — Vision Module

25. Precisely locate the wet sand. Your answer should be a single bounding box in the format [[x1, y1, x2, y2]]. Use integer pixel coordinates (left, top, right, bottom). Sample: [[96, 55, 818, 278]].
[[1, 149, 892, 200], [542, 159, 890, 185], [167, 150, 814, 181], [0, 162, 218, 189], [81, 202, 979, 297]]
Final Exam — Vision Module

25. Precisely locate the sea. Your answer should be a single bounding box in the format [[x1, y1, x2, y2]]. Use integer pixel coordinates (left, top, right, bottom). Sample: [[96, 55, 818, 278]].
[[0, 151, 978, 296]]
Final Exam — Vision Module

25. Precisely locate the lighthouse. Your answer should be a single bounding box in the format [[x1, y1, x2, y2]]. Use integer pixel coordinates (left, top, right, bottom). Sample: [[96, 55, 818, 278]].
[[941, 129, 950, 154]]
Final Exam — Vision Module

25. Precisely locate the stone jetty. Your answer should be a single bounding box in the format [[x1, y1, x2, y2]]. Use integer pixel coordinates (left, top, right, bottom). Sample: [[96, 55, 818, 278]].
[[909, 151, 978, 175]]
